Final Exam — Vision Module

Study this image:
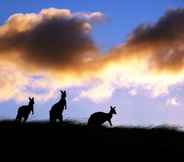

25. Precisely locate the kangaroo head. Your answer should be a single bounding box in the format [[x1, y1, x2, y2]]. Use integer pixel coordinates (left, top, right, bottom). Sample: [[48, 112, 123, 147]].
[[110, 106, 117, 115], [60, 90, 66, 98], [29, 97, 35, 105]]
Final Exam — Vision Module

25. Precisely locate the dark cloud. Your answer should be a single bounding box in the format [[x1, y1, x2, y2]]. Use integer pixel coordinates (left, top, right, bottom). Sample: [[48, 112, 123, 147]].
[[1, 8, 184, 102], [0, 9, 98, 73], [3, 8, 184, 75], [126, 8, 184, 73]]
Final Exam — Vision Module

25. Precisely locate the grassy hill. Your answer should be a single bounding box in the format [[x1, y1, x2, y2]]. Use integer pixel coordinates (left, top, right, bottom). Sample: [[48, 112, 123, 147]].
[[1, 120, 184, 156]]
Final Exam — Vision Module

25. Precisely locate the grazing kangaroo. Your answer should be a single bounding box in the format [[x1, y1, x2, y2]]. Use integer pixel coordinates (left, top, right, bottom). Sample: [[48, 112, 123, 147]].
[[50, 90, 67, 123], [88, 106, 117, 127], [16, 97, 34, 123]]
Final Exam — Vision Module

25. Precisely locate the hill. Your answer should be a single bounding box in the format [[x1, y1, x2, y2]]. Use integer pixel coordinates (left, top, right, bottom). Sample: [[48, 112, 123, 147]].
[[0, 120, 184, 157]]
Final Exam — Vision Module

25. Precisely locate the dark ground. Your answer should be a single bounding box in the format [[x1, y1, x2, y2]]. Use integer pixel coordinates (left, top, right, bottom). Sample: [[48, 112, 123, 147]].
[[0, 120, 184, 159]]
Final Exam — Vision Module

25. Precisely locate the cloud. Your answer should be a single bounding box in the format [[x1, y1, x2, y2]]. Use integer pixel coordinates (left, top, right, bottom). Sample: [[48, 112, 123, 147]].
[[1, 8, 184, 102], [74, 11, 105, 22], [0, 8, 101, 73], [76, 82, 115, 103], [166, 97, 180, 107], [0, 8, 104, 102], [77, 8, 184, 101], [128, 89, 137, 96], [127, 8, 184, 74], [0, 62, 56, 102]]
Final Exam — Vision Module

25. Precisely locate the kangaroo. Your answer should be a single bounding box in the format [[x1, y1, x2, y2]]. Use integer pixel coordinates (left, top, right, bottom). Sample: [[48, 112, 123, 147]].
[[49, 90, 67, 123], [88, 106, 117, 127], [16, 97, 34, 123]]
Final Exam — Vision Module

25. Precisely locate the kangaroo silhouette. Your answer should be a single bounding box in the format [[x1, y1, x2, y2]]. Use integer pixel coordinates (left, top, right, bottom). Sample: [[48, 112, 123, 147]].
[[88, 106, 117, 127], [50, 90, 67, 123], [16, 97, 34, 123]]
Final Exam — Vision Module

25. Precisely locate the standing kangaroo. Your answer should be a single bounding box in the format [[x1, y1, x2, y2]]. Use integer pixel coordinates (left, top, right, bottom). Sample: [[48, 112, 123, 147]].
[[16, 97, 34, 123], [50, 90, 67, 123], [88, 106, 117, 127]]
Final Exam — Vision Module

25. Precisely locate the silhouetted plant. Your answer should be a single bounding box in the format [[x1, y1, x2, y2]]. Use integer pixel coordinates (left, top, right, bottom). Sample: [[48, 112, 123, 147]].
[[15, 97, 34, 123], [49, 90, 67, 123], [88, 106, 117, 127]]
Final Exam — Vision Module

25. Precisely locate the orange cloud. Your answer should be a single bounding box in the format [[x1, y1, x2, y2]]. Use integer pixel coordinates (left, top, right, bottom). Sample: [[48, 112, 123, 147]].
[[0, 8, 184, 102], [77, 8, 184, 101]]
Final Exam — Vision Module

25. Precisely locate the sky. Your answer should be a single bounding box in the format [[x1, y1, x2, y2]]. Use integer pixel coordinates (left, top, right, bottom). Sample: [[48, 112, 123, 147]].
[[1, 0, 184, 127]]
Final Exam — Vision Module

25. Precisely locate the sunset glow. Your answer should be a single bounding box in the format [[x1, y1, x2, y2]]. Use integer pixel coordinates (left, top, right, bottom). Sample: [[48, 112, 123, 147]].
[[1, 1, 184, 127]]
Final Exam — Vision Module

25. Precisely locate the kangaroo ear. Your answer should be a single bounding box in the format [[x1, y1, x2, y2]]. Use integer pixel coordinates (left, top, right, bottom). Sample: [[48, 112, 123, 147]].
[[29, 97, 31, 100], [60, 90, 63, 94], [113, 106, 116, 109], [32, 97, 34, 100]]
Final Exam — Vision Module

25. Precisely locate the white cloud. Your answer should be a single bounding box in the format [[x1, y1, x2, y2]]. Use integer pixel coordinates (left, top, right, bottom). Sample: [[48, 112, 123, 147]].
[[128, 89, 137, 96], [166, 97, 180, 107], [74, 11, 104, 22], [76, 82, 114, 103], [1, 8, 184, 104]]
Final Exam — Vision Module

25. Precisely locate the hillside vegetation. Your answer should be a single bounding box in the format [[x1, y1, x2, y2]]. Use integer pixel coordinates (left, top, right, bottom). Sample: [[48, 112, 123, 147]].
[[0, 120, 184, 154]]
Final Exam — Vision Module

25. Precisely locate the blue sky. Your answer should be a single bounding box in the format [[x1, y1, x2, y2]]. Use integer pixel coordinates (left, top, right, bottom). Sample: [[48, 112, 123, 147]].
[[1, 0, 184, 127], [1, 0, 183, 50]]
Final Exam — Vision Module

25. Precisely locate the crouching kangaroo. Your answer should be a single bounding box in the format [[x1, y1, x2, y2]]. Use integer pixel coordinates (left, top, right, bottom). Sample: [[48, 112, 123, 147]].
[[50, 90, 67, 123], [16, 97, 34, 123], [88, 106, 117, 127]]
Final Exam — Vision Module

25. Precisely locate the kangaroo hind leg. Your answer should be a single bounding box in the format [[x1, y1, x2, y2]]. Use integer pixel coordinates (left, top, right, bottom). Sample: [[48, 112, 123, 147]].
[[58, 115, 63, 123], [15, 113, 21, 123]]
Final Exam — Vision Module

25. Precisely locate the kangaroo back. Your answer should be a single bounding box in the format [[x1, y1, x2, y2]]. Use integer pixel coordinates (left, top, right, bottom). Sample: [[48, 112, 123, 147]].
[[88, 112, 109, 126], [88, 106, 117, 127]]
